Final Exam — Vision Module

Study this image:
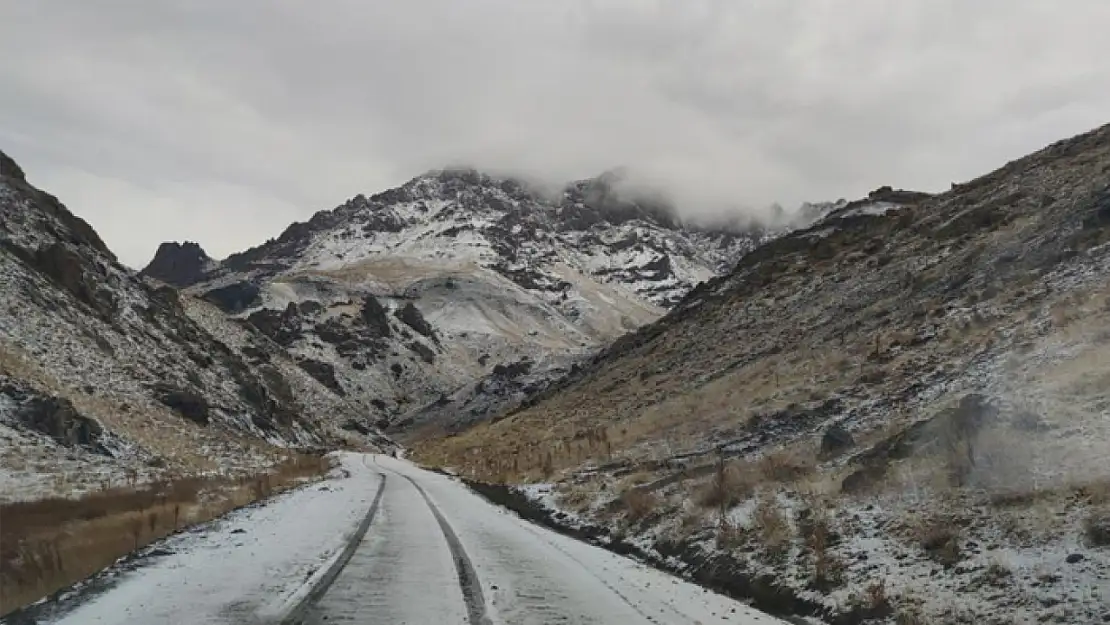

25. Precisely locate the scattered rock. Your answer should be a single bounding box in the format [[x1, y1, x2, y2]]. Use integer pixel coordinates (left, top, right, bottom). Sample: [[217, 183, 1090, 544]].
[[1066, 553, 1085, 564]]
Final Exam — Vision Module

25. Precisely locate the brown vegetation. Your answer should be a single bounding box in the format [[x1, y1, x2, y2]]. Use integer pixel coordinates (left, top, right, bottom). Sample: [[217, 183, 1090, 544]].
[[0, 453, 332, 616], [620, 489, 659, 523], [753, 492, 792, 559]]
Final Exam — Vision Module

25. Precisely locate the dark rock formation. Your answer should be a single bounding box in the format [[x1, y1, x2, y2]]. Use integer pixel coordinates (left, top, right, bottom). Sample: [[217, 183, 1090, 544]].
[[140, 241, 212, 287], [360, 295, 392, 337], [1, 378, 105, 452], [296, 358, 345, 396], [151, 383, 210, 426], [203, 281, 261, 313], [395, 303, 436, 341]]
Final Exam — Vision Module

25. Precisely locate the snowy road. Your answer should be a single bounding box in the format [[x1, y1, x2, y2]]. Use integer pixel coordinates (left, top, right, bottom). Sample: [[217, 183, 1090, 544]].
[[28, 454, 784, 624], [302, 455, 784, 625]]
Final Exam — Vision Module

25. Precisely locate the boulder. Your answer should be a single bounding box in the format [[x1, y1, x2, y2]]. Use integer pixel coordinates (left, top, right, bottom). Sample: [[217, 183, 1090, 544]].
[[820, 424, 855, 457]]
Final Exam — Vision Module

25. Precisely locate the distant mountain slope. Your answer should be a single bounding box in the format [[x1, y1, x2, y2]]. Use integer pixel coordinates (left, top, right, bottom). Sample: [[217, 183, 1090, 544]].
[[414, 124, 1110, 624], [0, 150, 393, 502], [144, 169, 827, 433]]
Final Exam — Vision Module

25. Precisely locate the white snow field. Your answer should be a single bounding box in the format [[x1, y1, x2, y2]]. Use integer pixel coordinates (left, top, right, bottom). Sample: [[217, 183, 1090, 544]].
[[32, 454, 785, 625]]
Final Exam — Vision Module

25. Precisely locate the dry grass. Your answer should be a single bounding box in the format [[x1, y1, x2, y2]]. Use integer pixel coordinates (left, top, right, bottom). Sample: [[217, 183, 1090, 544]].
[[753, 491, 792, 559], [620, 489, 660, 523], [863, 578, 892, 613], [692, 460, 756, 511], [910, 516, 961, 567], [0, 453, 332, 615], [758, 447, 816, 483], [797, 497, 841, 589]]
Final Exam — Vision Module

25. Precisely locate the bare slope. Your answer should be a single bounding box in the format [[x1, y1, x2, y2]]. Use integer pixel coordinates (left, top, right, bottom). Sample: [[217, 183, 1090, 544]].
[[416, 124, 1110, 624], [0, 151, 393, 502]]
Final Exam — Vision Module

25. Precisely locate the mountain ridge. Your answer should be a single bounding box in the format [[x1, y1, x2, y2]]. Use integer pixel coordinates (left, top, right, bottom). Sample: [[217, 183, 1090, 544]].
[[140, 167, 834, 434]]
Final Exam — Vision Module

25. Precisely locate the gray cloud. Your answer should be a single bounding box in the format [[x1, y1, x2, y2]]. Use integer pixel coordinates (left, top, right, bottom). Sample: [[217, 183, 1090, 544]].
[[3, 0, 1110, 266]]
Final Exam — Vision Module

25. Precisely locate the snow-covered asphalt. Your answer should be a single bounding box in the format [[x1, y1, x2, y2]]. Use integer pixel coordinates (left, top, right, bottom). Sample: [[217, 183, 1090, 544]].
[[304, 455, 784, 625], [32, 453, 785, 624]]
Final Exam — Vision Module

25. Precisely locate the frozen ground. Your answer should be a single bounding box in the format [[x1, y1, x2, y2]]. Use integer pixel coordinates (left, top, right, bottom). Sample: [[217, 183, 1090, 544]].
[[14, 453, 786, 625]]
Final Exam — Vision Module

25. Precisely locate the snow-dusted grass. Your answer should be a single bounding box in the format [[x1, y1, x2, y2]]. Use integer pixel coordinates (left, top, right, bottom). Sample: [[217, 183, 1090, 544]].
[[0, 453, 333, 616], [7, 453, 380, 625]]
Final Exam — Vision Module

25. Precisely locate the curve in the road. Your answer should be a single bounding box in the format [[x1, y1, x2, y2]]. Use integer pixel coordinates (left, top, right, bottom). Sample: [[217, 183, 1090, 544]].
[[391, 469, 493, 625]]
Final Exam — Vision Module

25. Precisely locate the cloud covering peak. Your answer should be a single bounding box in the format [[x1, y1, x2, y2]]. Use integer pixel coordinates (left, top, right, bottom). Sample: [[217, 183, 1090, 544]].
[[2, 1, 1110, 265]]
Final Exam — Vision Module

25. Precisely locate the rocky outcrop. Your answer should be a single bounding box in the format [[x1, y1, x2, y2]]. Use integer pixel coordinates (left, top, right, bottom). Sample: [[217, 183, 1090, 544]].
[[151, 383, 210, 426], [395, 303, 436, 342], [296, 358, 345, 397], [140, 241, 212, 287], [359, 295, 392, 337], [202, 281, 261, 313], [0, 149, 25, 181], [0, 377, 105, 453]]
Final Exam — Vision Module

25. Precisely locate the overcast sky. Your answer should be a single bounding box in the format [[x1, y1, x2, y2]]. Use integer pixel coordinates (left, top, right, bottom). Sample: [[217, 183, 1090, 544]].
[[3, 1, 1110, 267]]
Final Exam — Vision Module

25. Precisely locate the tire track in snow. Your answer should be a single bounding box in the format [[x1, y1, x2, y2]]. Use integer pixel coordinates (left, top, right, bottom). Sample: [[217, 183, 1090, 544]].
[[388, 468, 493, 625], [282, 471, 387, 625]]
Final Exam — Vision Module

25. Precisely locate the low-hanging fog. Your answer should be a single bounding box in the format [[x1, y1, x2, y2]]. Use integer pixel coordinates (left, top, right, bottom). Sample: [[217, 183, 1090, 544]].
[[2, 0, 1110, 266]]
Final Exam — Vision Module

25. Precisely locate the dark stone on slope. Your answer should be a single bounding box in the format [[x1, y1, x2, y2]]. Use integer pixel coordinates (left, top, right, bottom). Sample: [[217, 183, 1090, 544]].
[[359, 295, 392, 337], [30, 243, 117, 320], [247, 303, 303, 346], [151, 383, 210, 426], [820, 424, 855, 458], [406, 341, 436, 364], [140, 241, 211, 287], [203, 281, 261, 313], [296, 358, 346, 396], [1, 379, 106, 452], [492, 359, 533, 378], [395, 302, 436, 341]]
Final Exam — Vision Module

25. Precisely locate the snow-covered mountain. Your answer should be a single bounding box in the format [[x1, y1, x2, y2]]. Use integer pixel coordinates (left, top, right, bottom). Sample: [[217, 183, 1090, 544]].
[[0, 149, 395, 501], [144, 169, 826, 433]]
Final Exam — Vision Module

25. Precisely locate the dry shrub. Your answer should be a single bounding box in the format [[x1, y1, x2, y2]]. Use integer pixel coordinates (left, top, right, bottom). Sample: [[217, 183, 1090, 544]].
[[914, 517, 961, 567], [797, 498, 841, 589], [753, 491, 792, 559], [693, 461, 756, 510], [620, 489, 659, 523], [864, 578, 891, 613], [0, 452, 330, 615], [759, 448, 815, 483]]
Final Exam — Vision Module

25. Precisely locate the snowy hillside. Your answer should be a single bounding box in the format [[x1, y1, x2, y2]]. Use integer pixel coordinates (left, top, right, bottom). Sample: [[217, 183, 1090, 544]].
[[143, 169, 826, 433], [0, 150, 394, 502]]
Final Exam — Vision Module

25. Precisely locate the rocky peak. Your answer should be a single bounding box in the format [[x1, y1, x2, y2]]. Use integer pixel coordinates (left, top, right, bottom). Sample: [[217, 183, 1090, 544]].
[[1, 149, 26, 181], [141, 241, 213, 287]]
